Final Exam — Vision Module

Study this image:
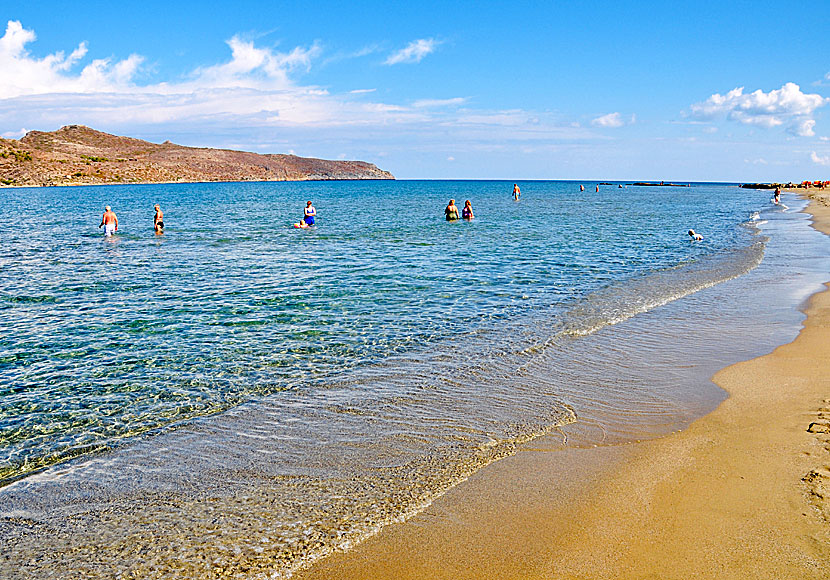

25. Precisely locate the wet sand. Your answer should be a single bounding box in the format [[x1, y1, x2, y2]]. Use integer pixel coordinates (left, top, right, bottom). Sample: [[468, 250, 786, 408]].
[[297, 192, 830, 579]]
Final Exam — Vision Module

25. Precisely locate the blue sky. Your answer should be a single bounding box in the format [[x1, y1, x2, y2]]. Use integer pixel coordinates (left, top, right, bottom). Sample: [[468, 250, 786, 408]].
[[2, 1, 829, 181]]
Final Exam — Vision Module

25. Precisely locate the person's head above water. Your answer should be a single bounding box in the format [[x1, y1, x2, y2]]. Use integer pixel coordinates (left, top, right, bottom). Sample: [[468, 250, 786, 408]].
[[688, 229, 695, 236]]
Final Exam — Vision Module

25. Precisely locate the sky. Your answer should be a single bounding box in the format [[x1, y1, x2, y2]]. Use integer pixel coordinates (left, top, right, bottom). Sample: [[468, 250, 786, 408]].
[[2, 1, 830, 181]]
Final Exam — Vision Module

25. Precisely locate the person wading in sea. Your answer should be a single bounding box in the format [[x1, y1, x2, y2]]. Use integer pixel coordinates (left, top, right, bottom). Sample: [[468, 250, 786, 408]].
[[99, 206, 118, 236], [304, 201, 316, 226], [153, 204, 164, 234], [445, 199, 460, 221]]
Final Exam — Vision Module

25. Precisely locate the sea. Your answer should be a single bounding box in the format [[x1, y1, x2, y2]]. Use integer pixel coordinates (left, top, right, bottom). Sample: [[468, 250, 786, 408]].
[[1, 180, 829, 578]]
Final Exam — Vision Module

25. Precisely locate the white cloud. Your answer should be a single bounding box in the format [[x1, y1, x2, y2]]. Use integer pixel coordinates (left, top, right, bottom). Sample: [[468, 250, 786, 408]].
[[811, 151, 830, 165], [789, 118, 816, 137], [1, 127, 27, 139], [0, 20, 142, 98], [349, 88, 376, 94], [412, 97, 466, 108], [591, 112, 625, 128], [384, 39, 438, 65], [690, 82, 827, 136], [447, 156, 455, 161]]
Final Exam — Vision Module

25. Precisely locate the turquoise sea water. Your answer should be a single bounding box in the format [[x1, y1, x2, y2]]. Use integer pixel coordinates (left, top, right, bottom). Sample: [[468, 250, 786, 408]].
[[2, 181, 829, 577]]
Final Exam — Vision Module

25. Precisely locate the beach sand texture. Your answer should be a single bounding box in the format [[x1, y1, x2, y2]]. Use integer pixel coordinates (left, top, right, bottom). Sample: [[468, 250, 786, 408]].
[[297, 193, 830, 579]]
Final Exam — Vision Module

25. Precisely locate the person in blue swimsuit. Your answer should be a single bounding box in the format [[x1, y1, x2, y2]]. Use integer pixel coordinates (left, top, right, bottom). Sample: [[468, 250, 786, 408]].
[[304, 201, 316, 226]]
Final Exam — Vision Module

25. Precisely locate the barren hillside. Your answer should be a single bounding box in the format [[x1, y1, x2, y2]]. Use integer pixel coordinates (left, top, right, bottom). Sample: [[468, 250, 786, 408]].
[[0, 125, 394, 187]]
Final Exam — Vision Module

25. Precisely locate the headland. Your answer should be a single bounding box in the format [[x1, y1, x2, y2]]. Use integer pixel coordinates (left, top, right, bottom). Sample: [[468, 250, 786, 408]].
[[0, 125, 394, 187]]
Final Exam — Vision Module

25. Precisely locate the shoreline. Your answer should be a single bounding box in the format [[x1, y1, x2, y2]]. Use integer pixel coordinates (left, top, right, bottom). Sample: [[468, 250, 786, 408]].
[[296, 192, 830, 579]]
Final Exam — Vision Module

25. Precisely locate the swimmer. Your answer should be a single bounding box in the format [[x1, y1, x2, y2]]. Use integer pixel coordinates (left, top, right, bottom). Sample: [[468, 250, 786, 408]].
[[153, 204, 164, 234], [462, 199, 474, 220], [99, 205, 118, 236], [304, 201, 316, 226], [688, 229, 703, 241], [445, 199, 460, 221], [513, 183, 521, 201]]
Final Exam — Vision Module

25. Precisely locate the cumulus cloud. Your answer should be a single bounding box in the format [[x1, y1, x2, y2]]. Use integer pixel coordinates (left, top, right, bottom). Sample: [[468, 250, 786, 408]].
[[811, 151, 830, 165], [591, 112, 625, 128], [790, 118, 816, 137], [0, 20, 142, 98], [690, 82, 827, 136], [384, 39, 438, 65]]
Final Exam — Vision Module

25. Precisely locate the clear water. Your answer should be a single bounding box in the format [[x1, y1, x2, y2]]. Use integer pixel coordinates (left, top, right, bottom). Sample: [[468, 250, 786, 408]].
[[2, 181, 827, 578]]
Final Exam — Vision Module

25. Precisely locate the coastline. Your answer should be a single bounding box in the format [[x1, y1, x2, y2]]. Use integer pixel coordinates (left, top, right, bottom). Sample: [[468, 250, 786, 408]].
[[296, 192, 830, 579]]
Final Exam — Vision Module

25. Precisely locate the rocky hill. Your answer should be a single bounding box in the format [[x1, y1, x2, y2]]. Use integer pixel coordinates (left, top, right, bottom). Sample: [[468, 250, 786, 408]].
[[0, 125, 394, 187]]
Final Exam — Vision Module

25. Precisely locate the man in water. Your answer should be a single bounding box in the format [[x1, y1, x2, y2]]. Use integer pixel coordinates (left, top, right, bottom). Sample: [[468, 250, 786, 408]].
[[688, 229, 703, 241], [445, 199, 459, 221], [153, 204, 164, 234], [513, 183, 521, 201], [304, 201, 316, 226], [99, 205, 118, 236], [774, 187, 781, 205]]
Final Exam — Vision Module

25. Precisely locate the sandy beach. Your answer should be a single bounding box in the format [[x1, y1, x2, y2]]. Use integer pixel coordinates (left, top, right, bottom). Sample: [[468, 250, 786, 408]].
[[297, 192, 830, 580]]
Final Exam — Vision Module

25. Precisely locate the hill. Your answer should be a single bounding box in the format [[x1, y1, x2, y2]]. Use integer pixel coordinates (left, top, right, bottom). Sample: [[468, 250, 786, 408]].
[[0, 125, 394, 187]]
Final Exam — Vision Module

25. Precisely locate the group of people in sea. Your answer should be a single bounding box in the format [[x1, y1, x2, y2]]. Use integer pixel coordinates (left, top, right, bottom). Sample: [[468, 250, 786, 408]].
[[98, 204, 164, 236], [444, 199, 474, 221], [98, 182, 764, 241]]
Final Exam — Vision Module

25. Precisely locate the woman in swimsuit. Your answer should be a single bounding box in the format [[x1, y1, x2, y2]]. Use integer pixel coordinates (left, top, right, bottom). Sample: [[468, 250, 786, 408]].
[[445, 199, 459, 221], [462, 200, 474, 220], [304, 201, 316, 226]]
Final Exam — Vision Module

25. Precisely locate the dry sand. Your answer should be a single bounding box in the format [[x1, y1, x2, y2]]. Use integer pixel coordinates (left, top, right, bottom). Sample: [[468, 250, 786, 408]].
[[297, 192, 830, 580]]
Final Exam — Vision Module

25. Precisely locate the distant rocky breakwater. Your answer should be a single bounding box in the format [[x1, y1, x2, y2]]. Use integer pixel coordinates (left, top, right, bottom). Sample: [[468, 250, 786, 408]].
[[0, 125, 394, 187]]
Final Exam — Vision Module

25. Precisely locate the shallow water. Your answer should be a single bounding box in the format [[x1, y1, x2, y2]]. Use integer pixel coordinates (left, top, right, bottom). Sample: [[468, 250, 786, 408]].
[[1, 182, 828, 578]]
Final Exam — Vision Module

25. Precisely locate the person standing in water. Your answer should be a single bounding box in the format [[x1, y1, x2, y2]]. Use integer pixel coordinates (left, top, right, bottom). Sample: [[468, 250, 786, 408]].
[[688, 229, 703, 241], [774, 186, 781, 205], [445, 199, 459, 221], [99, 205, 118, 236], [304, 201, 316, 226], [462, 199, 474, 220], [153, 204, 164, 234], [513, 183, 521, 201]]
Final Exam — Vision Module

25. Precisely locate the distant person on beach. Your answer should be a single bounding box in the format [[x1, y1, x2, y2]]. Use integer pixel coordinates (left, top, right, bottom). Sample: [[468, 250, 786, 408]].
[[99, 206, 118, 236], [153, 204, 164, 234], [304, 201, 316, 226], [462, 200, 474, 220], [688, 229, 703, 241], [513, 184, 521, 201], [445, 199, 460, 221]]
